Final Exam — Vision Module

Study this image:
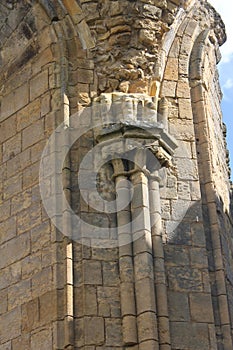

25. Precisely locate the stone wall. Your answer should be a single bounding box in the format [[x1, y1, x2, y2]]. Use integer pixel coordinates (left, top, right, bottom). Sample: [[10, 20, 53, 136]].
[[0, 0, 233, 349]]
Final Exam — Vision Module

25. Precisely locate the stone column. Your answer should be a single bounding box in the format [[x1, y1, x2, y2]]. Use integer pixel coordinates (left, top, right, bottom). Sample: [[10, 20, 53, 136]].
[[130, 150, 159, 350], [149, 172, 171, 350], [112, 159, 138, 346]]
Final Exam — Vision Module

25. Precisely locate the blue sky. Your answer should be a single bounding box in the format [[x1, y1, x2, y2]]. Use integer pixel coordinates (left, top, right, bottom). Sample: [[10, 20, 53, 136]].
[[209, 0, 233, 178]]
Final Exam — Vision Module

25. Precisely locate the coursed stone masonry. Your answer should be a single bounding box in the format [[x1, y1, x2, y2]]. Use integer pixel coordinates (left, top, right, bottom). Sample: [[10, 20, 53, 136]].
[[0, 1, 233, 349]]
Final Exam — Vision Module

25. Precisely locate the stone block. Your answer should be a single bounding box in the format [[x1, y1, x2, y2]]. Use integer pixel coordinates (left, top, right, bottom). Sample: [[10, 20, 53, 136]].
[[11, 189, 31, 215], [31, 220, 50, 252], [16, 99, 41, 131], [170, 322, 209, 349], [164, 245, 189, 265], [168, 291, 190, 321], [8, 279, 31, 310], [32, 47, 54, 75], [0, 307, 21, 344], [3, 173, 22, 201], [164, 58, 179, 81], [161, 80, 177, 97], [191, 222, 206, 247], [190, 247, 208, 268], [167, 266, 203, 292], [83, 260, 102, 285], [3, 133, 21, 162], [12, 334, 30, 350], [0, 262, 21, 291], [22, 119, 44, 150], [135, 277, 156, 314], [97, 286, 120, 317], [0, 233, 30, 269], [0, 342, 11, 350], [0, 115, 16, 142], [166, 220, 191, 245], [175, 158, 198, 180], [22, 298, 39, 332], [39, 290, 59, 324], [30, 69, 49, 101], [178, 98, 193, 119], [31, 328, 52, 350], [137, 312, 158, 342], [23, 162, 40, 189], [105, 318, 123, 346], [84, 317, 105, 345], [0, 216, 16, 244], [0, 289, 7, 315], [103, 261, 119, 286], [22, 253, 41, 279], [169, 118, 195, 141], [83, 286, 98, 316], [190, 293, 214, 322], [176, 80, 190, 98], [177, 181, 191, 200], [1, 83, 29, 121], [17, 204, 41, 235], [0, 200, 11, 222], [77, 69, 94, 84], [31, 266, 53, 297], [134, 252, 153, 281], [6, 148, 31, 178]]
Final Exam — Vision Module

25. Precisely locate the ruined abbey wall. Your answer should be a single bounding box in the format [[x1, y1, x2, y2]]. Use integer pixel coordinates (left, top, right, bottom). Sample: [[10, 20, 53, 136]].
[[0, 0, 233, 349]]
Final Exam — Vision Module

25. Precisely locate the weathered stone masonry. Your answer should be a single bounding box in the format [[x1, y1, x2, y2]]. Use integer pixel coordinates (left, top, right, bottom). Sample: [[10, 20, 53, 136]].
[[0, 0, 233, 349]]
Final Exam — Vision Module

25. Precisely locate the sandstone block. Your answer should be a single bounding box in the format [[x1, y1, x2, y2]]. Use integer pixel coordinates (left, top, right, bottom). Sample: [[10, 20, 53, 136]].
[[83, 286, 98, 316], [134, 252, 153, 281], [190, 247, 208, 268], [105, 318, 123, 346], [161, 80, 176, 97], [39, 290, 59, 324], [30, 69, 49, 101], [0, 233, 30, 269], [77, 69, 94, 84], [103, 261, 119, 286], [0, 342, 11, 350], [164, 58, 179, 81], [178, 98, 193, 119], [0, 307, 21, 344], [0, 216, 16, 244], [31, 266, 53, 297], [1, 83, 29, 121], [135, 278, 156, 314], [137, 312, 158, 342], [8, 279, 31, 310], [83, 260, 102, 285], [16, 99, 41, 131], [168, 291, 190, 321], [31, 328, 52, 350], [22, 298, 39, 332], [191, 222, 206, 247], [0, 289, 7, 315], [176, 80, 190, 98], [3, 173, 22, 201], [12, 334, 30, 350], [84, 317, 104, 345], [22, 253, 41, 279], [167, 266, 203, 292], [22, 119, 44, 150], [170, 322, 209, 349], [164, 245, 189, 265], [11, 189, 31, 215], [0, 115, 16, 142], [190, 293, 214, 322]]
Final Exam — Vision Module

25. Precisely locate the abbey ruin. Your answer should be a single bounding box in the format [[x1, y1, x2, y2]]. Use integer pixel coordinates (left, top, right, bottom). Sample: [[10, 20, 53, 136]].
[[0, 0, 233, 349]]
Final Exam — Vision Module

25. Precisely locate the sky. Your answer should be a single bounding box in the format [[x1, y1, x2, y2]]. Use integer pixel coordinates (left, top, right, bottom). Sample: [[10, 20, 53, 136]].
[[208, 0, 233, 178]]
